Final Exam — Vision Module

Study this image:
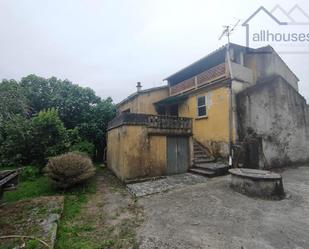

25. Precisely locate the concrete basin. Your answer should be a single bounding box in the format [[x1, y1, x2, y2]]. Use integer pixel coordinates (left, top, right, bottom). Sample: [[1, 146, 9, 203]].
[[229, 168, 285, 199]]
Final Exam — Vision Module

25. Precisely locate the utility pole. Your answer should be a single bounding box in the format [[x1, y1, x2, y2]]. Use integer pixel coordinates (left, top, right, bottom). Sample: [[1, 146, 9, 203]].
[[218, 20, 240, 167]]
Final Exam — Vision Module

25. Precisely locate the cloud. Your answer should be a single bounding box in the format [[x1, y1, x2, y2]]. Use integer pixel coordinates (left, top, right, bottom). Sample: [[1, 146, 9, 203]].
[[0, 0, 308, 102]]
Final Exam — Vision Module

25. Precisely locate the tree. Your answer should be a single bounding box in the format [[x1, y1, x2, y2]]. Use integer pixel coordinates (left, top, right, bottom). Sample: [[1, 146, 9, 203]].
[[0, 115, 33, 166], [31, 108, 68, 167], [21, 75, 101, 128], [0, 74, 116, 166], [78, 97, 116, 161], [20, 75, 52, 115], [0, 79, 29, 122]]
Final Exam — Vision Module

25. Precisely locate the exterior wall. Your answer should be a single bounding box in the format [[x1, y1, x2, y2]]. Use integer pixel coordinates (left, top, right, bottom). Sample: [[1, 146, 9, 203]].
[[117, 87, 168, 115], [244, 49, 299, 91], [178, 86, 230, 156], [237, 75, 309, 168], [107, 125, 167, 180], [229, 62, 254, 84]]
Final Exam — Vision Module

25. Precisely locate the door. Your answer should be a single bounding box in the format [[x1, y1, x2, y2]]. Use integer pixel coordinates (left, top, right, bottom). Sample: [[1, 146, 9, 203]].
[[166, 136, 189, 175]]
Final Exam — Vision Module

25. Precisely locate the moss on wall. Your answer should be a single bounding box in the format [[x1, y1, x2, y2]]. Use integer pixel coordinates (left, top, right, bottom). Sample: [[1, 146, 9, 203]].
[[107, 125, 167, 180]]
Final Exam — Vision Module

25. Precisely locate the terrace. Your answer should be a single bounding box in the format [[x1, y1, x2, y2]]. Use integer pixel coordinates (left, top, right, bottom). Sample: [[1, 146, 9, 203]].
[[108, 112, 192, 135]]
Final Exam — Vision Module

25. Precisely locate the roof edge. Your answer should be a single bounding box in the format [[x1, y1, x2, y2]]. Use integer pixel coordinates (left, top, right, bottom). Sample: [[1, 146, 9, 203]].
[[164, 43, 248, 82], [116, 85, 168, 107]]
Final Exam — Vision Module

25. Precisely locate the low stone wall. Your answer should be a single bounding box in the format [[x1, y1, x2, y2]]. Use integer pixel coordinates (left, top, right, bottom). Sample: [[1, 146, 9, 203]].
[[237, 75, 309, 168], [229, 169, 284, 199]]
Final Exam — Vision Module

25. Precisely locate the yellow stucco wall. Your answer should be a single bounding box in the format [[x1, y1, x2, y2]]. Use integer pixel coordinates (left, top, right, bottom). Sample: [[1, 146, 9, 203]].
[[178, 86, 230, 156], [107, 125, 167, 180], [118, 87, 168, 115]]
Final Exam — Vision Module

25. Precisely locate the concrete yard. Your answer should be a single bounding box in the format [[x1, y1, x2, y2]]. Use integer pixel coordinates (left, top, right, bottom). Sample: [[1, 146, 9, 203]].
[[137, 166, 309, 249]]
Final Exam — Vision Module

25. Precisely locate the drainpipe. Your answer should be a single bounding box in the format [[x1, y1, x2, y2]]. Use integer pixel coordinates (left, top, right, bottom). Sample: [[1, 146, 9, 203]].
[[226, 43, 234, 167]]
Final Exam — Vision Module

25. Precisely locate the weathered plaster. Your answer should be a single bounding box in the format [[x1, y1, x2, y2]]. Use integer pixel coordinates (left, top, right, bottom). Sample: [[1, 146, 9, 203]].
[[237, 75, 309, 168]]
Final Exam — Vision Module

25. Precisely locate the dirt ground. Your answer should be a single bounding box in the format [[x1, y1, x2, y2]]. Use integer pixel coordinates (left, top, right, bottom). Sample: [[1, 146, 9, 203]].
[[137, 165, 309, 249], [56, 167, 144, 249], [0, 196, 64, 249]]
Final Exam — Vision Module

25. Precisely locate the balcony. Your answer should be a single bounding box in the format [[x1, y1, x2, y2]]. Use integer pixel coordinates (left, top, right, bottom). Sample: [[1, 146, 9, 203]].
[[108, 113, 192, 135], [170, 63, 226, 95]]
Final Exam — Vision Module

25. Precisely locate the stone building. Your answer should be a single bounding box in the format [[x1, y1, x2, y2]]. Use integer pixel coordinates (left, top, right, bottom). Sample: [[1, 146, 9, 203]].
[[107, 43, 309, 181]]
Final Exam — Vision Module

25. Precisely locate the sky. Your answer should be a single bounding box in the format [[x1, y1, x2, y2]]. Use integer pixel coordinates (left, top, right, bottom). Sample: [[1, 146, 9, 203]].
[[1, 0, 309, 103]]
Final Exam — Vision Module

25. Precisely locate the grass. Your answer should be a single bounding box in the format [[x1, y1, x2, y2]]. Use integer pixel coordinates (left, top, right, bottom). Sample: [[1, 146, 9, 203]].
[[1, 166, 142, 249], [2, 169, 98, 249], [3, 176, 55, 203]]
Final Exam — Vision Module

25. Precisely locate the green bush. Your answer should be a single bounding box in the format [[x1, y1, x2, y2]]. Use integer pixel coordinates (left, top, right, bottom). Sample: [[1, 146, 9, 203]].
[[20, 166, 40, 181], [45, 152, 95, 189], [31, 108, 68, 167], [70, 140, 95, 158], [0, 115, 33, 167]]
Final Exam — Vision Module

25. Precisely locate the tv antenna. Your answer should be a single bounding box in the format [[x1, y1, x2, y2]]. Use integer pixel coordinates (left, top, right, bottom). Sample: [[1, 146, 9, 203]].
[[218, 19, 240, 44], [218, 18, 240, 167]]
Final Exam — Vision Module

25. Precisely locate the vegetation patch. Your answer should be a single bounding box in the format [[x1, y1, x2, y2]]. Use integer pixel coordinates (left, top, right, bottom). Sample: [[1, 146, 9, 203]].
[[0, 196, 64, 249], [1, 165, 143, 249], [55, 167, 143, 249]]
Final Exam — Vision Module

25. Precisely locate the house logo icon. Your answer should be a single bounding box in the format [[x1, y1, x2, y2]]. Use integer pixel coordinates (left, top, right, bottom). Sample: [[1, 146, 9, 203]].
[[242, 5, 309, 54]]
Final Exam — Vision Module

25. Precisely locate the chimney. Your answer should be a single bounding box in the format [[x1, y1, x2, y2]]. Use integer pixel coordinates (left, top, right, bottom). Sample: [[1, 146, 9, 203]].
[[136, 82, 142, 92]]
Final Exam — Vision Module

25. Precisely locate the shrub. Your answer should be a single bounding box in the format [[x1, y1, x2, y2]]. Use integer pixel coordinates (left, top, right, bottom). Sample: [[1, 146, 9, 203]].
[[20, 165, 40, 181], [70, 140, 95, 158], [0, 115, 33, 167], [45, 152, 95, 189], [31, 108, 68, 167]]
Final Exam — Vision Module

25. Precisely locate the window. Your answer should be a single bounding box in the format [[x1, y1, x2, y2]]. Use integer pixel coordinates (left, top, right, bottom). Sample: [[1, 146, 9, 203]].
[[197, 95, 207, 117]]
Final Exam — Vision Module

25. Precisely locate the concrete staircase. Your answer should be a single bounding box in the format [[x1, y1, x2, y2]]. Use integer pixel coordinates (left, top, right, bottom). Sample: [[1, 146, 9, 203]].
[[189, 140, 229, 177]]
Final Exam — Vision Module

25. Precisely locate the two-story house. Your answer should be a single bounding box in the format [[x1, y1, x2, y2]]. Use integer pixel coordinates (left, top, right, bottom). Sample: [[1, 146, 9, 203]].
[[107, 43, 303, 181]]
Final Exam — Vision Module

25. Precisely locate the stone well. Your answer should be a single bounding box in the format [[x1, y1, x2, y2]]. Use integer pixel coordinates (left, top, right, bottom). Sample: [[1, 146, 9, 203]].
[[229, 168, 284, 199]]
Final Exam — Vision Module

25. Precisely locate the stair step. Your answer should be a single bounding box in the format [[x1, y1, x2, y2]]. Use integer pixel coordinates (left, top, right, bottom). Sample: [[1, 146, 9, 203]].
[[194, 154, 210, 158], [189, 168, 216, 177], [193, 150, 207, 154], [194, 158, 216, 163], [194, 163, 229, 174], [193, 163, 229, 177], [194, 153, 209, 157], [194, 148, 204, 152]]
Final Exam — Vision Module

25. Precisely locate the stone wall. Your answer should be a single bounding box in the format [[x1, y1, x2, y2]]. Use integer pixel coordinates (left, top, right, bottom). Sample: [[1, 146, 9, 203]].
[[237, 75, 309, 168], [107, 113, 192, 181]]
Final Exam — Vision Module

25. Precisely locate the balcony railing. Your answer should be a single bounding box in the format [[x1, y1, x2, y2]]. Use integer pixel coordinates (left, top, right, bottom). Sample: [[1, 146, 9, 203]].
[[108, 113, 192, 131], [170, 63, 226, 95]]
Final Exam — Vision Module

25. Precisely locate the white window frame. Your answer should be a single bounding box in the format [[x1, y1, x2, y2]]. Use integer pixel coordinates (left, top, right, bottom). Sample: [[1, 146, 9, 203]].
[[196, 95, 207, 118]]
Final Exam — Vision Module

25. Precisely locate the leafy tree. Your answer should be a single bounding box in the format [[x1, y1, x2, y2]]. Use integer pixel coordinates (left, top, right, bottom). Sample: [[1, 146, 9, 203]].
[[0, 75, 116, 166], [78, 97, 116, 161], [20, 75, 52, 115], [31, 108, 68, 167], [0, 79, 29, 122], [21, 75, 101, 128], [0, 115, 33, 167], [69, 140, 95, 158], [50, 79, 101, 128]]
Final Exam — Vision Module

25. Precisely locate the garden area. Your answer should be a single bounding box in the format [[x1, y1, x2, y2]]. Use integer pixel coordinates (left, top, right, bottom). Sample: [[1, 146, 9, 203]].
[[0, 75, 142, 249]]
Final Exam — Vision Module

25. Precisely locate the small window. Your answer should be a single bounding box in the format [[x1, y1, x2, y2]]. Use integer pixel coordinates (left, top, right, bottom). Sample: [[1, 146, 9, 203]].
[[197, 96, 207, 117]]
